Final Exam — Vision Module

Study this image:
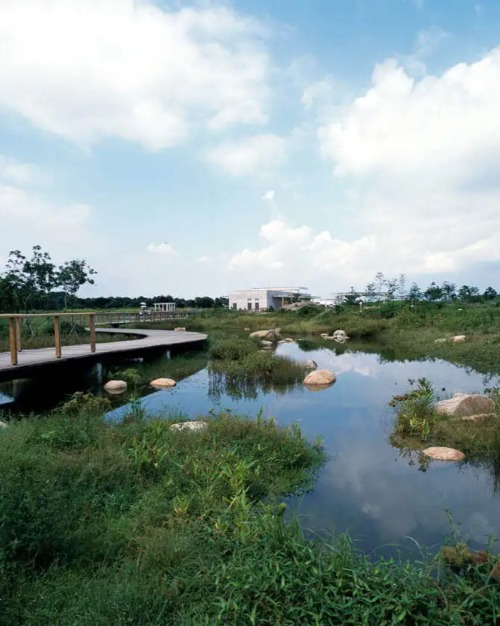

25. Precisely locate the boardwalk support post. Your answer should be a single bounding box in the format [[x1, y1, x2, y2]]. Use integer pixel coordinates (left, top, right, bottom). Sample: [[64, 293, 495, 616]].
[[54, 315, 62, 358], [89, 314, 96, 353], [15, 318, 22, 353], [8, 317, 17, 366]]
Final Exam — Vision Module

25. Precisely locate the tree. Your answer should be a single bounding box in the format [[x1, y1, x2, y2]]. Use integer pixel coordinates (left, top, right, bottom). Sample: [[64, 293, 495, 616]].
[[457, 285, 480, 302], [424, 282, 443, 302], [375, 271, 385, 300], [56, 259, 97, 308], [364, 282, 376, 302], [1, 246, 56, 311], [344, 287, 361, 306], [407, 282, 423, 302], [0, 246, 97, 312], [441, 281, 456, 301], [483, 286, 497, 300]]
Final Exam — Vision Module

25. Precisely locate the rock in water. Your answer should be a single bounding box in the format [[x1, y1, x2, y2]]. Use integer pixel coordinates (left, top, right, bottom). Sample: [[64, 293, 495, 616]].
[[250, 330, 272, 339], [434, 393, 494, 417], [303, 369, 336, 387], [303, 360, 318, 370], [104, 380, 127, 394], [422, 447, 465, 462], [174, 327, 186, 331], [150, 378, 176, 388], [170, 421, 208, 432]]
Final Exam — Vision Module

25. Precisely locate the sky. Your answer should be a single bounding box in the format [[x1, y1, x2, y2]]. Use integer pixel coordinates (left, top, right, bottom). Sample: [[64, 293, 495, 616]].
[[1, 0, 500, 299]]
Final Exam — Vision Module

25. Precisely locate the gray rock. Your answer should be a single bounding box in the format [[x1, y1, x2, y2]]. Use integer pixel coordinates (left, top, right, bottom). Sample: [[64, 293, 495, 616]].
[[170, 421, 208, 432]]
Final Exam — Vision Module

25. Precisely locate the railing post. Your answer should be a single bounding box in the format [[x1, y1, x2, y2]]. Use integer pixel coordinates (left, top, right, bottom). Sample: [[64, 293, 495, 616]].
[[15, 317, 22, 352], [54, 315, 62, 358], [8, 317, 18, 366], [89, 314, 96, 353]]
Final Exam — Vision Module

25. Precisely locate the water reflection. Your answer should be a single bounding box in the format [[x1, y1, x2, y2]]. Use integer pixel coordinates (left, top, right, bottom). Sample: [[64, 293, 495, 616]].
[[107, 341, 500, 557]]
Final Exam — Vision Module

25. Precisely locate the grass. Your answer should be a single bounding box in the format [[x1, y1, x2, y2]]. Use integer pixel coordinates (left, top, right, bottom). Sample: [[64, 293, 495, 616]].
[[208, 336, 307, 399], [0, 400, 499, 624], [390, 380, 500, 489]]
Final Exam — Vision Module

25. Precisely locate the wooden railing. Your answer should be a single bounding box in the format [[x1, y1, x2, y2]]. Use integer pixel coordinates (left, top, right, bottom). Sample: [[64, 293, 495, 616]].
[[0, 310, 188, 366]]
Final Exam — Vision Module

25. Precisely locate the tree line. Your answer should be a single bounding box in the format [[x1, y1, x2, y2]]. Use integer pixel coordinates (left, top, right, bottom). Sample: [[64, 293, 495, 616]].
[[342, 272, 498, 305], [0, 245, 228, 313]]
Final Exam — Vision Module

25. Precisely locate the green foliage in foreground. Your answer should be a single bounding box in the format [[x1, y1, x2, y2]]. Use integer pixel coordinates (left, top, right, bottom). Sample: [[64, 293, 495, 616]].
[[0, 404, 499, 625]]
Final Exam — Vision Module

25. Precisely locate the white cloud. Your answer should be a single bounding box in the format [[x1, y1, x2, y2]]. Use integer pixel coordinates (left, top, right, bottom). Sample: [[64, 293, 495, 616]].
[[147, 242, 178, 256], [316, 47, 500, 277], [261, 189, 275, 201], [228, 219, 376, 279], [0, 1, 270, 150], [197, 255, 212, 264], [0, 183, 92, 257], [398, 26, 449, 76], [0, 155, 49, 186], [205, 134, 286, 176]]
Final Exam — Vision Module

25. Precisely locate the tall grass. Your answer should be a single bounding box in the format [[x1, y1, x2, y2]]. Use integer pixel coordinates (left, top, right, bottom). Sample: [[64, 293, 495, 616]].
[[0, 403, 498, 624]]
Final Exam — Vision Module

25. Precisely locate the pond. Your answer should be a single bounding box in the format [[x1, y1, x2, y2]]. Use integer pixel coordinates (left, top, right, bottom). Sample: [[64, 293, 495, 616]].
[[2, 339, 499, 557]]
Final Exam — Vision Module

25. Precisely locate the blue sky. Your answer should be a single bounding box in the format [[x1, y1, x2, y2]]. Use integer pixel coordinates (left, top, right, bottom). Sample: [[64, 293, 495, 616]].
[[1, 0, 500, 298]]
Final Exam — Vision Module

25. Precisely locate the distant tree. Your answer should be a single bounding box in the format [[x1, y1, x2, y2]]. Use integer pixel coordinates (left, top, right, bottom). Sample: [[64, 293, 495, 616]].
[[344, 287, 361, 306], [483, 286, 498, 300], [441, 281, 456, 301], [407, 282, 423, 302], [385, 278, 398, 301], [396, 274, 407, 300], [0, 246, 97, 312], [424, 282, 443, 302], [457, 285, 480, 302], [1, 246, 56, 311], [56, 259, 97, 308], [364, 282, 376, 301], [375, 271, 385, 300]]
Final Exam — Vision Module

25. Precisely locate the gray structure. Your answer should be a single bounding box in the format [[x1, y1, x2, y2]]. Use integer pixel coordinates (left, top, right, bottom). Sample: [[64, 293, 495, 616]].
[[228, 287, 309, 312]]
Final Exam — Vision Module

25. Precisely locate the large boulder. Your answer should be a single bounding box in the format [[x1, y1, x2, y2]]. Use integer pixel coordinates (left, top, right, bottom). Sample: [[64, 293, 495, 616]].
[[0, 420, 7, 429], [449, 335, 466, 343], [250, 329, 281, 342], [104, 380, 127, 394], [250, 330, 272, 339], [170, 421, 208, 432], [150, 378, 176, 388], [422, 447, 465, 462], [304, 369, 336, 387], [434, 393, 494, 417]]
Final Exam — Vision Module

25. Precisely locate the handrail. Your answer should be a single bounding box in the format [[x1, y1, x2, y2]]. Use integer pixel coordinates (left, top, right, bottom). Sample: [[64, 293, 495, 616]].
[[0, 310, 189, 366]]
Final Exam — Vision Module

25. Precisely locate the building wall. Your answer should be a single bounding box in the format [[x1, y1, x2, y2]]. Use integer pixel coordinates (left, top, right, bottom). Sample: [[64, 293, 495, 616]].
[[229, 289, 281, 311]]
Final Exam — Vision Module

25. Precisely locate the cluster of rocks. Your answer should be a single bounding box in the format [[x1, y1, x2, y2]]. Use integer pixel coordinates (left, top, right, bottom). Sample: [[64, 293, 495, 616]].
[[320, 330, 350, 343], [249, 328, 294, 346], [435, 335, 466, 344], [170, 420, 207, 432], [422, 392, 495, 462], [104, 377, 178, 394]]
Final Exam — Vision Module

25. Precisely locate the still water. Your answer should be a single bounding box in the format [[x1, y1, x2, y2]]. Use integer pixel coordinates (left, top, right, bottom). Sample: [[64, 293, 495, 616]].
[[2, 340, 499, 556], [108, 341, 500, 557]]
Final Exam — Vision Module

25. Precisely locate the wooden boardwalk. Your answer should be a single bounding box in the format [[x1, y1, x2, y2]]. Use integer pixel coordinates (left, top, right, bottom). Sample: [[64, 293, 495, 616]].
[[0, 328, 207, 382]]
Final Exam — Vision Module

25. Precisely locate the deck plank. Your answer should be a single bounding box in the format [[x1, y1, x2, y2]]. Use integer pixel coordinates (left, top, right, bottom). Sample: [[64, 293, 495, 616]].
[[0, 328, 207, 381]]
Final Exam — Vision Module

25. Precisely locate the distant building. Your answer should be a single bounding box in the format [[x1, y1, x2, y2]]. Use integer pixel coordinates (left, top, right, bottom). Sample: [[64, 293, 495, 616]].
[[228, 287, 310, 312], [153, 302, 176, 312]]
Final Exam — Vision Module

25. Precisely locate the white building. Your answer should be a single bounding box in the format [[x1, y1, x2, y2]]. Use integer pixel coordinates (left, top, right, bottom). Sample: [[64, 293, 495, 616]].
[[228, 287, 309, 312]]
